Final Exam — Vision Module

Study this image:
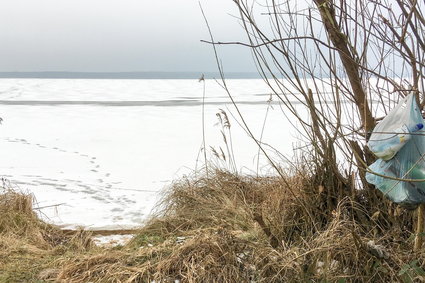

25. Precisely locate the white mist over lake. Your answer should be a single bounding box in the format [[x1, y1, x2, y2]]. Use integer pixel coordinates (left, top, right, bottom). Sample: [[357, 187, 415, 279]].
[[0, 78, 300, 229]]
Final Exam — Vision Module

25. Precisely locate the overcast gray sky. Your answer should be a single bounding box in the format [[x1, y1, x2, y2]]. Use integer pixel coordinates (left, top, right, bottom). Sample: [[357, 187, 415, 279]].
[[0, 0, 256, 72]]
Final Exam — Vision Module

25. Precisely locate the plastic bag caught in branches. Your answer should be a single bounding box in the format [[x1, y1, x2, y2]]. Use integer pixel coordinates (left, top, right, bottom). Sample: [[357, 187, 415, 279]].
[[368, 94, 423, 160], [366, 93, 425, 207]]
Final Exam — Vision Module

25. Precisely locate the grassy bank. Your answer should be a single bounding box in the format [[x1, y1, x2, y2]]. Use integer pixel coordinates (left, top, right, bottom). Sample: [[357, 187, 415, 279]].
[[1, 169, 425, 282]]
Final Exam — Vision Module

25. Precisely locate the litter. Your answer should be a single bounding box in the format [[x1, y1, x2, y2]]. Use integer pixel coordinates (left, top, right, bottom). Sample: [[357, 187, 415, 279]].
[[366, 93, 425, 207]]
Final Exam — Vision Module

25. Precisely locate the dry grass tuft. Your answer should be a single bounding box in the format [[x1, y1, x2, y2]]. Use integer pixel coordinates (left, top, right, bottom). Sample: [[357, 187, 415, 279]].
[[3, 169, 425, 282], [57, 228, 254, 282], [0, 187, 94, 282], [52, 169, 424, 282], [0, 189, 38, 235]]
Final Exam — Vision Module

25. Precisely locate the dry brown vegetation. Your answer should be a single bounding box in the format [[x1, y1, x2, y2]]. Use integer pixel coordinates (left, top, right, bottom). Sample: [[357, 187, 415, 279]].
[[2, 168, 425, 282], [2, 0, 425, 281], [0, 188, 94, 282]]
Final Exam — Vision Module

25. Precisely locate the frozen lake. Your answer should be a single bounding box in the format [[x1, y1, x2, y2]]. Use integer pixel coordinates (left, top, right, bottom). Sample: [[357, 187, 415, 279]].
[[0, 78, 297, 229]]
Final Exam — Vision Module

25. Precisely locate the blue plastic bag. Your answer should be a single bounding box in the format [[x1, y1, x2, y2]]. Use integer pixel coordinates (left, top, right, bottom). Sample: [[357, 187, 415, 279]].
[[368, 94, 424, 160], [366, 93, 425, 206]]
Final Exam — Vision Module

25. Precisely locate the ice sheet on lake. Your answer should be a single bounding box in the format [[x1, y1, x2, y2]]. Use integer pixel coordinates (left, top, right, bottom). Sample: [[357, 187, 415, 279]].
[[0, 79, 297, 229]]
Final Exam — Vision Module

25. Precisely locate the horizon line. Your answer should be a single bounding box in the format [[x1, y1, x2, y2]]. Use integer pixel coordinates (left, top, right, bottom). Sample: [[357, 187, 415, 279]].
[[0, 71, 263, 79]]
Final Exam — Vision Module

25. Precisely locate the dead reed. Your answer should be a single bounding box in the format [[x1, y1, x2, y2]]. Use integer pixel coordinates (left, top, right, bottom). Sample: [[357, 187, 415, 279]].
[[0, 187, 93, 282], [52, 168, 425, 282]]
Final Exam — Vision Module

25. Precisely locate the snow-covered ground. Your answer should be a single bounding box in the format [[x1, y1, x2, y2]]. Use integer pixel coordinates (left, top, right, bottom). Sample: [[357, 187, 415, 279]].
[[0, 78, 299, 229]]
